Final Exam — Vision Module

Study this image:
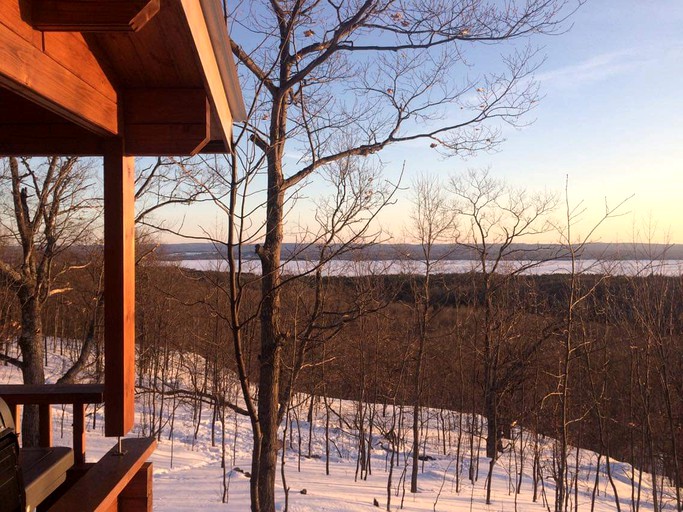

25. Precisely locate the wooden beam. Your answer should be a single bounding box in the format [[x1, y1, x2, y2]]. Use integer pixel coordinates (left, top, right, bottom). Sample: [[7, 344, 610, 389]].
[[196, 108, 228, 153], [124, 123, 210, 156], [197, 139, 228, 153], [103, 139, 136, 438], [30, 0, 160, 32], [124, 88, 207, 124], [0, 384, 105, 405], [123, 88, 211, 155], [0, 21, 118, 135], [119, 462, 153, 512], [0, 89, 106, 156]]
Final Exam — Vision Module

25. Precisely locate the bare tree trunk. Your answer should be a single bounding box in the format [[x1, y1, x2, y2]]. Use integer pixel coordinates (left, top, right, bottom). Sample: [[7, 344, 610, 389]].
[[57, 293, 102, 385], [18, 290, 45, 446], [255, 151, 286, 512], [307, 393, 314, 458]]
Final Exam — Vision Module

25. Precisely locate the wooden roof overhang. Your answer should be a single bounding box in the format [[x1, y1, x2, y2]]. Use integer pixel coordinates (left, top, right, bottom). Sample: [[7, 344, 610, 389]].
[[0, 0, 245, 438], [0, 0, 246, 156]]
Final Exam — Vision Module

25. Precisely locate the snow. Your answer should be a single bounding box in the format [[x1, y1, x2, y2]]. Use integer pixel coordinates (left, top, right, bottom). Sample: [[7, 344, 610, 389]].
[[1, 350, 678, 511]]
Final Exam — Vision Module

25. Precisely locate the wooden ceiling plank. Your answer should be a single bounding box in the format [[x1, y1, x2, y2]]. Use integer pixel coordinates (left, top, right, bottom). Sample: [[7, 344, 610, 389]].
[[43, 32, 118, 102], [161, 0, 205, 84], [0, 22, 118, 135], [30, 0, 160, 32], [89, 32, 148, 88], [92, 7, 188, 89], [0, 0, 42, 47]]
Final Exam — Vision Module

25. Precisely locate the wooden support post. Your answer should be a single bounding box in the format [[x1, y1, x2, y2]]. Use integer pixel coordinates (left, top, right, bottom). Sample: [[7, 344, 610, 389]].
[[73, 402, 86, 465], [119, 462, 153, 512], [103, 139, 136, 437], [12, 403, 21, 441], [38, 404, 52, 447]]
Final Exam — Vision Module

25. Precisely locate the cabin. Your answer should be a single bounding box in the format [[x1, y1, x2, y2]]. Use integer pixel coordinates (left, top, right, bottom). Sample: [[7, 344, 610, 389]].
[[0, 0, 245, 510]]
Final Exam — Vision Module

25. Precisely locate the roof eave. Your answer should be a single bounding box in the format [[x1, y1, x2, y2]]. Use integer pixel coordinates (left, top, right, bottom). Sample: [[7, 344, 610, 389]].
[[200, 0, 247, 123]]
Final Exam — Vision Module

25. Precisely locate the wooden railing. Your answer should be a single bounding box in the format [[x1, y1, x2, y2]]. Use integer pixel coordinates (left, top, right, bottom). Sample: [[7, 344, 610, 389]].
[[49, 437, 156, 512], [0, 383, 104, 464], [0, 384, 155, 511]]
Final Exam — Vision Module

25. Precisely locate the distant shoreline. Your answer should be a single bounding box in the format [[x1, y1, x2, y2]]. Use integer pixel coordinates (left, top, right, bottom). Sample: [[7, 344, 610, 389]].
[[168, 258, 683, 277], [157, 242, 683, 262]]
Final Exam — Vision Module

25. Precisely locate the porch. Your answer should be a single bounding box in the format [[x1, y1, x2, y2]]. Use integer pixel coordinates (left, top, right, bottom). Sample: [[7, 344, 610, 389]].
[[0, 0, 245, 510]]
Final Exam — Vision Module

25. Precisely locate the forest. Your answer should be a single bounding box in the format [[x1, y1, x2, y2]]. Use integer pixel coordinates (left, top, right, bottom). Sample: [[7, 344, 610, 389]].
[[1, 248, 681, 511]]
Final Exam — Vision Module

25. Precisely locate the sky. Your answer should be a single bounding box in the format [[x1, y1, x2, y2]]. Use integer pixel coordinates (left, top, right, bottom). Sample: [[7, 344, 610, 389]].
[[164, 1, 683, 246], [386, 1, 683, 244], [357, 1, 683, 244]]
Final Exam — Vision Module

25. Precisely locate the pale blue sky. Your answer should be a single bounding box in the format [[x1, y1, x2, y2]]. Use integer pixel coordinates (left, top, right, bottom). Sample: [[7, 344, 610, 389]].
[[165, 2, 683, 245], [368, 1, 683, 244]]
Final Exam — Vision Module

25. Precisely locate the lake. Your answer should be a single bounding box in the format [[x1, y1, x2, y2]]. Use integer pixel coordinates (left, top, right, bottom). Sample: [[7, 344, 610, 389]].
[[167, 258, 683, 277]]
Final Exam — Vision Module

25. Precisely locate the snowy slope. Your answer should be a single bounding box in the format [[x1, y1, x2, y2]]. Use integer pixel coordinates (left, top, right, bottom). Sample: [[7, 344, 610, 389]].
[[0, 351, 677, 511]]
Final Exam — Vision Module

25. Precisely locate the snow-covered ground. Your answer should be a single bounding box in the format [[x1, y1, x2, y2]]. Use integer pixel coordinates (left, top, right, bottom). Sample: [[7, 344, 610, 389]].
[[1, 351, 678, 511]]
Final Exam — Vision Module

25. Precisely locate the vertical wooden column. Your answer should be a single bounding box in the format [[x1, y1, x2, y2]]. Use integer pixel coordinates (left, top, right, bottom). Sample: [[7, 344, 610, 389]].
[[103, 139, 136, 437], [11, 404, 20, 441], [38, 404, 52, 447], [119, 462, 153, 512], [73, 402, 86, 464]]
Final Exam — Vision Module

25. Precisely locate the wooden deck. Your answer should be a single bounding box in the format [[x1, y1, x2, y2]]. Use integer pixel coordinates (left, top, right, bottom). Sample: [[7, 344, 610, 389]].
[[0, 0, 244, 509]]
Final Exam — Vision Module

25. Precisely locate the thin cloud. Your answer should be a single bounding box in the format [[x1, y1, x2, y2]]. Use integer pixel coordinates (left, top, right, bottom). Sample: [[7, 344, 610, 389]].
[[536, 42, 683, 90], [535, 50, 644, 89]]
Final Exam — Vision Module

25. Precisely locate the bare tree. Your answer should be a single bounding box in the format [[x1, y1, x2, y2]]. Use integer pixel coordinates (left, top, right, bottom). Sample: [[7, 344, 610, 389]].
[[450, 168, 556, 454], [0, 156, 98, 445], [550, 179, 631, 512], [406, 174, 454, 493], [449, 168, 558, 504], [228, 1, 580, 508], [169, 147, 397, 508], [134, 156, 222, 229]]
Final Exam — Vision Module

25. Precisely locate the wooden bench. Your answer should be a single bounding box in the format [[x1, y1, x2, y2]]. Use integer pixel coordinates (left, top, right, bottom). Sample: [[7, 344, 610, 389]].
[[1, 396, 75, 511], [21, 446, 74, 510]]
